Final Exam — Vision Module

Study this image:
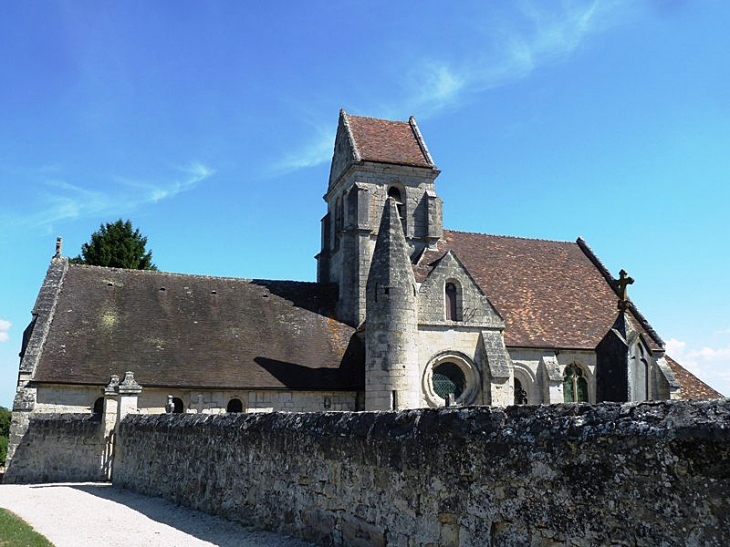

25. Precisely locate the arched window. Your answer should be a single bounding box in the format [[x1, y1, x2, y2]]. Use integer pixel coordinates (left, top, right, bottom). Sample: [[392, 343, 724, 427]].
[[172, 397, 184, 414], [92, 397, 104, 415], [387, 186, 406, 229], [445, 282, 460, 321], [563, 363, 588, 402], [226, 398, 243, 413], [514, 378, 528, 405]]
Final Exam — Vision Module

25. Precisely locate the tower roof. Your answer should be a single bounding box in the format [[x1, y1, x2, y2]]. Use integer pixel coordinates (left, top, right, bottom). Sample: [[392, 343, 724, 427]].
[[342, 110, 436, 168]]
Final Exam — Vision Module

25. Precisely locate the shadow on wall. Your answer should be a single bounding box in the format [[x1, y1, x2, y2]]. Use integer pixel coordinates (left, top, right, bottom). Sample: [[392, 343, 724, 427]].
[[254, 332, 365, 391], [4, 414, 106, 484]]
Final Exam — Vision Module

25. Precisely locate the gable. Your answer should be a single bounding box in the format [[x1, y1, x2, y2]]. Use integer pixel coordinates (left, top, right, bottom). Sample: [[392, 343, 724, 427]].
[[418, 250, 503, 329], [416, 231, 662, 350]]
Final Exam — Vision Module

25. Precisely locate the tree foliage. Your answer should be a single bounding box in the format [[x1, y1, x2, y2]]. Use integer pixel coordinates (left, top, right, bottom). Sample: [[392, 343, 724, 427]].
[[71, 219, 157, 270], [0, 405, 11, 466]]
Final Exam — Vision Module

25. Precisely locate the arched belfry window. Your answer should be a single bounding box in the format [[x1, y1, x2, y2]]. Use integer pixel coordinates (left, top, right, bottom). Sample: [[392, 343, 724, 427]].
[[445, 282, 461, 321], [563, 363, 588, 402], [387, 186, 406, 229]]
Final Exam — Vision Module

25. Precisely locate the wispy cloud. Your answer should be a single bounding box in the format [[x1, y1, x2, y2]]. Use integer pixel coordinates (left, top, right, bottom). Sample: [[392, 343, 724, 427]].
[[2, 162, 215, 234], [407, 0, 623, 116], [267, 126, 334, 177], [274, 0, 630, 175], [665, 337, 730, 397], [117, 162, 215, 203], [0, 319, 10, 343]]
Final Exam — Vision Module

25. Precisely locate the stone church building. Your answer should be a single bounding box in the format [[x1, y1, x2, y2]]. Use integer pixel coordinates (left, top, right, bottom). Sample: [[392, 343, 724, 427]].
[[11, 111, 721, 425]]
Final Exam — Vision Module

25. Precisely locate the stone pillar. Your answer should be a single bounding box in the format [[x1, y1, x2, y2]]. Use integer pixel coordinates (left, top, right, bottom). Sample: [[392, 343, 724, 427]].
[[101, 375, 120, 480], [116, 371, 142, 426], [540, 355, 565, 404], [103, 375, 120, 437]]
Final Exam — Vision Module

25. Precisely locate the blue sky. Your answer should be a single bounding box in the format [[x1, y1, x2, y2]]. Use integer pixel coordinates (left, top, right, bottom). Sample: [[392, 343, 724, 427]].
[[1, 1, 728, 407]]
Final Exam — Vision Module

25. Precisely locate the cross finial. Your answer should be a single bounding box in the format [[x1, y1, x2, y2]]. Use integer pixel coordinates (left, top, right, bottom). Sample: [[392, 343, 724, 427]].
[[616, 269, 634, 311]]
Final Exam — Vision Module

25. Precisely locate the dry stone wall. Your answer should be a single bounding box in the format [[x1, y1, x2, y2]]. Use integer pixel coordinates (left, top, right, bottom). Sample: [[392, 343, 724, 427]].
[[114, 400, 729, 546], [4, 413, 107, 483]]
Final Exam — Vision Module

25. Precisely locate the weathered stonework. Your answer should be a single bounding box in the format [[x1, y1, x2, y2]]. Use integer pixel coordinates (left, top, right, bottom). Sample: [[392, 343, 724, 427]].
[[114, 399, 730, 546], [4, 414, 107, 484]]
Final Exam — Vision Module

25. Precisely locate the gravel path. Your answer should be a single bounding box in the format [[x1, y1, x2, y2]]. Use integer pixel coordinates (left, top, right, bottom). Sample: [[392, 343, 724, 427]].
[[0, 482, 314, 547]]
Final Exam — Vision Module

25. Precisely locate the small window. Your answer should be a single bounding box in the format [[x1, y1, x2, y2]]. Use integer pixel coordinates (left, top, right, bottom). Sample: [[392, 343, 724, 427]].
[[514, 378, 528, 405], [387, 186, 406, 228], [93, 397, 104, 415], [432, 362, 466, 400], [226, 398, 243, 413], [172, 397, 184, 414], [563, 363, 588, 402], [445, 282, 459, 321]]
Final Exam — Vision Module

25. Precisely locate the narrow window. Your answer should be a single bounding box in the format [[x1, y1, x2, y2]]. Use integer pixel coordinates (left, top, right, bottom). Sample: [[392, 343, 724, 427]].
[[226, 398, 243, 413], [514, 378, 528, 405], [563, 363, 588, 402], [445, 282, 459, 321], [93, 397, 104, 415], [387, 187, 406, 229]]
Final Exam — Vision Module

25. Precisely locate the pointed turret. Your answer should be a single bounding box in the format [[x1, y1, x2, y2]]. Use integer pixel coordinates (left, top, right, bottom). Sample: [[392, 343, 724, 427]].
[[365, 198, 420, 410]]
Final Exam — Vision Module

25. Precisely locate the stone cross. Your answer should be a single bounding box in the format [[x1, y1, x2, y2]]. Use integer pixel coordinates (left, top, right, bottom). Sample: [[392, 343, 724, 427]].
[[616, 269, 634, 311]]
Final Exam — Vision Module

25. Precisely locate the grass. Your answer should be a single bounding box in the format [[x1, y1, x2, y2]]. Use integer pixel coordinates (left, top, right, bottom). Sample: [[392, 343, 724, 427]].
[[0, 508, 54, 546]]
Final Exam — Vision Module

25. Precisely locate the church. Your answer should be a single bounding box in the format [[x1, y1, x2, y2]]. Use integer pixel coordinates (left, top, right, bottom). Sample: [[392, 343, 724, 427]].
[[11, 110, 721, 422]]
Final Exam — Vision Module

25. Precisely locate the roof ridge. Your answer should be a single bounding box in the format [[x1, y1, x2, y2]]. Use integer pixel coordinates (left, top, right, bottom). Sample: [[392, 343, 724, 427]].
[[66, 263, 321, 285], [444, 228, 574, 245], [343, 111, 410, 125]]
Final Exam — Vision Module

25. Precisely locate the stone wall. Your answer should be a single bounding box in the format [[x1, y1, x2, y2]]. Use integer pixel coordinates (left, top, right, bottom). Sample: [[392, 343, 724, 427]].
[[114, 399, 729, 546], [4, 413, 108, 484]]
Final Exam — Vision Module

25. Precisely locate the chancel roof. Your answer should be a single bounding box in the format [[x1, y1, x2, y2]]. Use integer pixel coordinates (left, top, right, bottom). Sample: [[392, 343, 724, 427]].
[[30, 261, 363, 391], [343, 112, 435, 168], [665, 355, 724, 399], [416, 230, 663, 350]]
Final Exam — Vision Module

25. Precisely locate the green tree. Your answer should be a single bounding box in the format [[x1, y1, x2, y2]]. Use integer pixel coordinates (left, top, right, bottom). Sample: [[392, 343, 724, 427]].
[[71, 219, 157, 270], [0, 405, 11, 466]]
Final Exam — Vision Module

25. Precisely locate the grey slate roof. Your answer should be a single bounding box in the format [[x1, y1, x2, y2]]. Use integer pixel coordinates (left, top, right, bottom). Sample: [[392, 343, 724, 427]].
[[27, 260, 364, 391]]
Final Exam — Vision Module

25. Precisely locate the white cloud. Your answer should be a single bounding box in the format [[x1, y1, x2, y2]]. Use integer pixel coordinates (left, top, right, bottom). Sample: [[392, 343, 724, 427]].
[[0, 319, 10, 343], [665, 337, 730, 397]]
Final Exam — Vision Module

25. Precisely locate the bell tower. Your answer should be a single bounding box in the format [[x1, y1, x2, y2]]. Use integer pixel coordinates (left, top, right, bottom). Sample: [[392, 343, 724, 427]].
[[316, 110, 442, 326]]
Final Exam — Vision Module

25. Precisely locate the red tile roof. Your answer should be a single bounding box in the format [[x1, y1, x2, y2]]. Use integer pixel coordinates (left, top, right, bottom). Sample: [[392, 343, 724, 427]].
[[344, 112, 434, 168], [665, 355, 725, 399], [416, 230, 661, 350]]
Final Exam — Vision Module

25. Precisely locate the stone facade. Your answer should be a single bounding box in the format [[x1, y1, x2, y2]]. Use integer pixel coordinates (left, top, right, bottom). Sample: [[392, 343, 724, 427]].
[[114, 399, 730, 546]]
